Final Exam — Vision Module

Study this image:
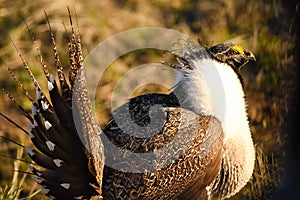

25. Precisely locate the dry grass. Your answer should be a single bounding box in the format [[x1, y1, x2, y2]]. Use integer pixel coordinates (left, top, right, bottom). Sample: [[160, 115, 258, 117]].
[[0, 147, 41, 200], [0, 0, 297, 199]]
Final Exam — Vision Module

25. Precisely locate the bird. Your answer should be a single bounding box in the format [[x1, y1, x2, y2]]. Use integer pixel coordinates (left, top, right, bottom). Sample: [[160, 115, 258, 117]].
[[0, 12, 256, 200]]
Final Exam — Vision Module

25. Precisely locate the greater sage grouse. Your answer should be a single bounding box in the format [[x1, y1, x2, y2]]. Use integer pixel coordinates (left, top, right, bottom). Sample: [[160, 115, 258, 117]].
[[0, 14, 256, 200]]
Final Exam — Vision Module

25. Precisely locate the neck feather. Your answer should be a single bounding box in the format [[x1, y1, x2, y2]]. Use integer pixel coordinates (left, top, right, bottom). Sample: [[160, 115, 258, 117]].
[[173, 59, 250, 142], [173, 58, 255, 198]]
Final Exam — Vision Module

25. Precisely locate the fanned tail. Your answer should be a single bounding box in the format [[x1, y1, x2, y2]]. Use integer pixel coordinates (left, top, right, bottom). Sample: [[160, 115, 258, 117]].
[[1, 9, 103, 199]]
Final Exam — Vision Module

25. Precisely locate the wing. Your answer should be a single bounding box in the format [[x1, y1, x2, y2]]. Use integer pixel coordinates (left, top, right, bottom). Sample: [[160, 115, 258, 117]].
[[102, 93, 224, 199]]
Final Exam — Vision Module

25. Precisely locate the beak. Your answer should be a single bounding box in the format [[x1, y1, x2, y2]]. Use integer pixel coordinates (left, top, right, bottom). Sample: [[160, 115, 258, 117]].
[[244, 50, 256, 62]]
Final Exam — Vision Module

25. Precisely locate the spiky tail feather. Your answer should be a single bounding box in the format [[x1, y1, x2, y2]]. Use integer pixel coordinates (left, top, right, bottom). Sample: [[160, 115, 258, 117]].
[[1, 9, 103, 199]]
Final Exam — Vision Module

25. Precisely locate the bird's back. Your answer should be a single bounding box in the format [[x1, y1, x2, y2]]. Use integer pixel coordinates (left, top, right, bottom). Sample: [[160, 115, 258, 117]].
[[102, 93, 224, 199]]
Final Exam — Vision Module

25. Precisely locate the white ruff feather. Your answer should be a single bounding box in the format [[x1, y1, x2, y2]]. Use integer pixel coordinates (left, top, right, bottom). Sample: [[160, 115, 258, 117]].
[[174, 58, 255, 198], [174, 58, 250, 142]]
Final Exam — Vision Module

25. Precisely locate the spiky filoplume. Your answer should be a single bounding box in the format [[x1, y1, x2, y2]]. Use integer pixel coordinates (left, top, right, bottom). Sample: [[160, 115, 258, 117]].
[[1, 11, 256, 200], [1, 11, 104, 199]]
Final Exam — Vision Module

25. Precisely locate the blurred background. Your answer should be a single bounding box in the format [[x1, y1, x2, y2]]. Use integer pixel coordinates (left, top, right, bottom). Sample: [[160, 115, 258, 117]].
[[0, 0, 298, 199]]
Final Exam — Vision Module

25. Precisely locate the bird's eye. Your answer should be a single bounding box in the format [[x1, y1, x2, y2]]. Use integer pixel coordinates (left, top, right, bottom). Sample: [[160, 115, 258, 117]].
[[230, 50, 240, 56]]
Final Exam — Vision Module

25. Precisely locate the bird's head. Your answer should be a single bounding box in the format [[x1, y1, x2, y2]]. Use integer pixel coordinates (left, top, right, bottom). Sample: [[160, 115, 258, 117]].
[[169, 41, 256, 115], [207, 42, 256, 71]]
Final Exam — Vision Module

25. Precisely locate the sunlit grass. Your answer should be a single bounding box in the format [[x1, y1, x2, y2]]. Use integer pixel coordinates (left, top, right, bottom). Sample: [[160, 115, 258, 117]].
[[0, 147, 40, 200]]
